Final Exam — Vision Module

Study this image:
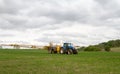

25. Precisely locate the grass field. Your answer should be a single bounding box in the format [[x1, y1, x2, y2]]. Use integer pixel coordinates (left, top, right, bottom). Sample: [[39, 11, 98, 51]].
[[111, 47, 120, 52], [0, 49, 120, 74]]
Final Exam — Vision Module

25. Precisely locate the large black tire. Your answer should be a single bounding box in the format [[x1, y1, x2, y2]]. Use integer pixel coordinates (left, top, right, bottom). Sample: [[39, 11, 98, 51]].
[[50, 49, 54, 54], [67, 49, 73, 54], [48, 47, 53, 54], [49, 47, 57, 54], [72, 49, 78, 54], [60, 48, 64, 54], [54, 47, 57, 54]]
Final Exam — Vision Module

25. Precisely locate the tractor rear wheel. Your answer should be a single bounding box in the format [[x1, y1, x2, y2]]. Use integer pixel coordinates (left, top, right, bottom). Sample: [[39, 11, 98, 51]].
[[72, 49, 78, 54]]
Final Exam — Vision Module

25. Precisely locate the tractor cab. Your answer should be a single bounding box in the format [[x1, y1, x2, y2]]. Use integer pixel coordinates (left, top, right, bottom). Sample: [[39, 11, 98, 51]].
[[63, 43, 74, 50]]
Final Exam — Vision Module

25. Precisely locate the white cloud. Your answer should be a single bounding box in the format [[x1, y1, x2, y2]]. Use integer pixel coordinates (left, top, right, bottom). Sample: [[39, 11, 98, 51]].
[[0, 0, 120, 46]]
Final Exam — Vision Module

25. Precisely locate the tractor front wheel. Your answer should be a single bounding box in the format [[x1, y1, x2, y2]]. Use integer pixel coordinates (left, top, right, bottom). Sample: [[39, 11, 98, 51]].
[[60, 48, 64, 54], [67, 49, 73, 54]]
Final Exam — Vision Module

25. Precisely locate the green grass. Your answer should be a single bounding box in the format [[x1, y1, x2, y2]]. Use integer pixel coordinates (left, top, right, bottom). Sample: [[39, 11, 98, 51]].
[[0, 49, 120, 74]]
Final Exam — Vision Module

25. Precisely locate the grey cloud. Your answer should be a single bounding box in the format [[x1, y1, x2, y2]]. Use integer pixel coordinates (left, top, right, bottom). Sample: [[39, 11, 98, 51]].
[[0, 0, 120, 28], [95, 0, 120, 18], [0, 14, 58, 30], [0, 0, 120, 46], [0, 34, 14, 37], [43, 32, 87, 38], [36, 32, 89, 45], [25, 1, 91, 23], [0, 0, 25, 14], [1, 0, 119, 30], [35, 35, 95, 46]]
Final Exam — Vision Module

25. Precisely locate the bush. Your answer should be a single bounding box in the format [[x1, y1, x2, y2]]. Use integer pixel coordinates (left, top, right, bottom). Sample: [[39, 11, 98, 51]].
[[84, 46, 101, 51], [104, 46, 111, 52], [77, 47, 85, 51]]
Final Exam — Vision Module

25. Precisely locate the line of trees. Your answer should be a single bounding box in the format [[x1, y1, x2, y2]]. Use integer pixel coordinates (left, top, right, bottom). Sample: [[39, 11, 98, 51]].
[[78, 39, 120, 52]]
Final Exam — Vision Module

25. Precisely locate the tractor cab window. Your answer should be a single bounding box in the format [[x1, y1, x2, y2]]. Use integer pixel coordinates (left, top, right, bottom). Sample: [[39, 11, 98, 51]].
[[64, 43, 73, 47], [68, 43, 73, 47], [64, 43, 67, 47]]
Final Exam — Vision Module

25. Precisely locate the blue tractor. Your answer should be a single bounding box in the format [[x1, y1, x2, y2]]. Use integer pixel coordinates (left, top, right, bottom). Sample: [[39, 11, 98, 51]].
[[60, 43, 78, 54]]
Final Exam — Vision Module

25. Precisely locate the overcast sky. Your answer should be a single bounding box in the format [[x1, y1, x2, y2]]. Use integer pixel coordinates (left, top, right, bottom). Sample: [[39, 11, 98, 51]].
[[0, 0, 120, 46]]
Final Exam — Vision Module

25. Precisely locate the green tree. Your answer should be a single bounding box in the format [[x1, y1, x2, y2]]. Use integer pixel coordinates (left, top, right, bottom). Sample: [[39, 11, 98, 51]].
[[84, 46, 101, 51]]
